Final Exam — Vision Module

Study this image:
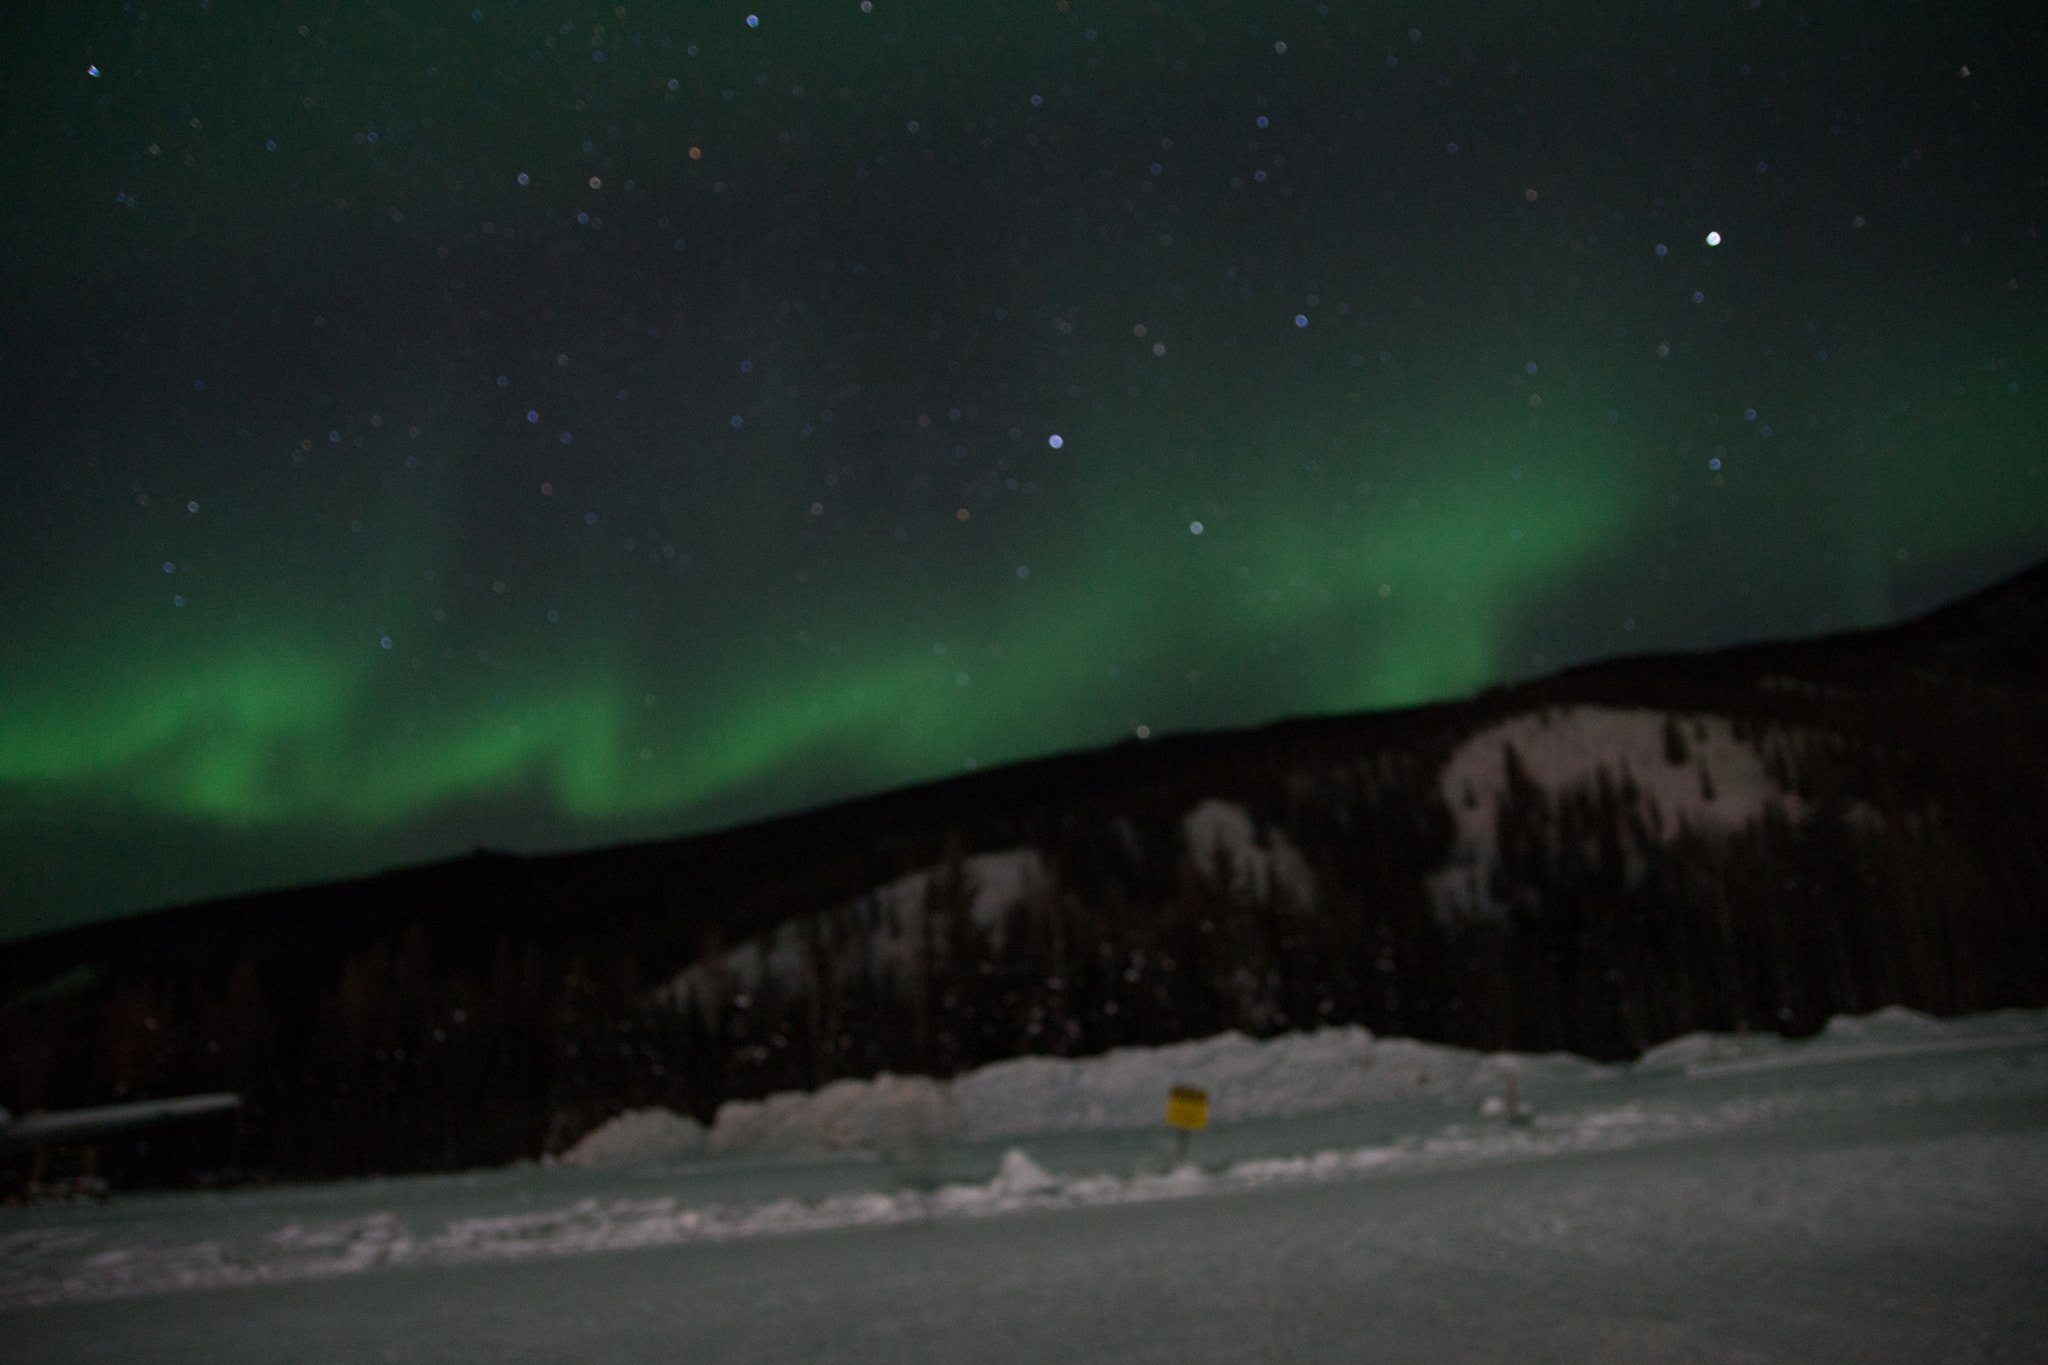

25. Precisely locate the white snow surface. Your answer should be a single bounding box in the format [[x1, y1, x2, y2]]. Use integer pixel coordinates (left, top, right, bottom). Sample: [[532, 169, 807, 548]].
[[621, 1007, 2048, 1163], [681, 1026, 1574, 1159], [945, 1026, 1519, 1140], [706, 1072, 948, 1157], [6, 1005, 2046, 1364]]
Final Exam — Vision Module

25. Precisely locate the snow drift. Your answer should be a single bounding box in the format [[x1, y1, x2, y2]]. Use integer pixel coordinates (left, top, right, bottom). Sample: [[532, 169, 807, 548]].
[[560, 1108, 706, 1168], [583, 1025, 1591, 1161], [573, 1005, 2048, 1165]]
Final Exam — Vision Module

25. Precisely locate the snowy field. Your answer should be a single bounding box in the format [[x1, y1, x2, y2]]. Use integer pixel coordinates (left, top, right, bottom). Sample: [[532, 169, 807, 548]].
[[5, 1007, 2048, 1363]]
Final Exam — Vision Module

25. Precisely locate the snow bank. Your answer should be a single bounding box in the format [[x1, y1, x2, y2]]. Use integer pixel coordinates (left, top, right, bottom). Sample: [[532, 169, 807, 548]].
[[560, 1109, 706, 1168], [688, 1026, 1594, 1158], [949, 1027, 1507, 1141], [708, 1073, 948, 1157], [1667, 1006, 2048, 1077], [1818, 1003, 1947, 1043], [581, 1006, 2048, 1165], [1632, 1004, 2048, 1077]]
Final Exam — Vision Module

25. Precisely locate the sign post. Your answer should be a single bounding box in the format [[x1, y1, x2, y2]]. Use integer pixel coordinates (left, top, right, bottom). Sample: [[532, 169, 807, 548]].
[[1165, 1085, 1209, 1166]]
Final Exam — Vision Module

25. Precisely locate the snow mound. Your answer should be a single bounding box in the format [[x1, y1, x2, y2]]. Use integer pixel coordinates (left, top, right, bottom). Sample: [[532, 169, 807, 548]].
[[988, 1148, 1059, 1197], [708, 1072, 949, 1157], [693, 1028, 1601, 1157], [1636, 1005, 2048, 1077], [560, 1109, 706, 1168], [1633, 1031, 1746, 1072], [951, 1027, 1497, 1141], [1819, 1004, 1945, 1043], [595, 1008, 2048, 1163]]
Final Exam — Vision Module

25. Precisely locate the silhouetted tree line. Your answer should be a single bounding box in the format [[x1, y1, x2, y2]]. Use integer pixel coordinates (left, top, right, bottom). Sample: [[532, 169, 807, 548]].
[[5, 563, 2047, 1187]]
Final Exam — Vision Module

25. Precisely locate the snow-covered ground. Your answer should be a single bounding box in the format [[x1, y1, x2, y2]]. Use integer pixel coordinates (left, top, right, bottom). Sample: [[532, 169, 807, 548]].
[[625, 1024, 1522, 1161], [6, 1007, 2047, 1362]]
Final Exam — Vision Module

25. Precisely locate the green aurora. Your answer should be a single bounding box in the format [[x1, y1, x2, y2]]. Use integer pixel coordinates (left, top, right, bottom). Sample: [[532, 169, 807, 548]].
[[2, 0, 2043, 935]]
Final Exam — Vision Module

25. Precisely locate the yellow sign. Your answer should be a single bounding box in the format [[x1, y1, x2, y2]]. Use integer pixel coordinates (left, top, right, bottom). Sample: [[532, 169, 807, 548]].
[[1166, 1086, 1209, 1130]]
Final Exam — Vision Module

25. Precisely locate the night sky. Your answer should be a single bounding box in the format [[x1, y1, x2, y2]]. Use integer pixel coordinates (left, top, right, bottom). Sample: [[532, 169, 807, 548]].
[[3, 1, 2043, 937]]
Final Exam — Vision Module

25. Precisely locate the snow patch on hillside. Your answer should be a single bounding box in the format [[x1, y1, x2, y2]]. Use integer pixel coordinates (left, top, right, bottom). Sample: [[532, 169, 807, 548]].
[[1182, 800, 1317, 908], [881, 848, 1046, 943], [1430, 706, 1808, 918], [659, 848, 1049, 1008], [1441, 706, 1799, 844]]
